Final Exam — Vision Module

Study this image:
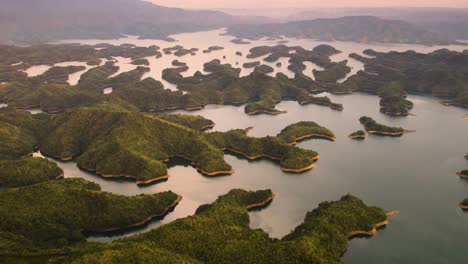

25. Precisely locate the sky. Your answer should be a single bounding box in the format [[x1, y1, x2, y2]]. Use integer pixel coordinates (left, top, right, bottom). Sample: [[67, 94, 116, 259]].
[[148, 0, 468, 9]]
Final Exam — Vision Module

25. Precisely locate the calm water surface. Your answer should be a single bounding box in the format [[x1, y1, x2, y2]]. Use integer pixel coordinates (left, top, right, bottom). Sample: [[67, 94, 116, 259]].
[[26, 29, 468, 263]]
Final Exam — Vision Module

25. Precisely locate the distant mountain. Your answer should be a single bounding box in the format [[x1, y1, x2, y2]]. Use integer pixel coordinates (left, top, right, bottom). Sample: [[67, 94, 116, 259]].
[[0, 0, 237, 44], [287, 8, 468, 41], [227, 16, 459, 45]]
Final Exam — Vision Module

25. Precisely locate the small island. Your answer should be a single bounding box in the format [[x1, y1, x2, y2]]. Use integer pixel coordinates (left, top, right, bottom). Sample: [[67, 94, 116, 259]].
[[277, 121, 336, 144], [131, 58, 150, 66], [243, 61, 261, 68], [359, 116, 414, 136], [349, 130, 366, 139], [171, 59, 187, 67], [457, 170, 468, 179], [460, 199, 468, 210], [203, 46, 224, 53]]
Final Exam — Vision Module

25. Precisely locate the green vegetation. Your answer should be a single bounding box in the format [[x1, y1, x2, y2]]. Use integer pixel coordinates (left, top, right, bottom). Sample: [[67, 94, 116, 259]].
[[163, 46, 197, 57], [277, 121, 335, 143], [313, 61, 351, 83], [0, 178, 179, 254], [0, 110, 43, 159], [205, 128, 319, 171], [359, 116, 406, 135], [378, 82, 414, 115], [156, 114, 215, 131], [0, 157, 63, 188], [0, 107, 326, 182], [171, 60, 187, 67], [0, 44, 346, 115], [40, 108, 231, 181], [65, 191, 386, 264], [349, 130, 366, 139], [131, 58, 150, 66], [202, 46, 224, 53], [243, 61, 261, 68], [254, 65, 274, 74], [0, 44, 160, 67], [338, 49, 468, 113], [163, 59, 342, 115]]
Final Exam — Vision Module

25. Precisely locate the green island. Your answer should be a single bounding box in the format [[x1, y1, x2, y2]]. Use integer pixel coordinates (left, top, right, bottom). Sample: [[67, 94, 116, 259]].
[[171, 59, 187, 67], [163, 46, 197, 57], [131, 58, 150, 66], [202, 46, 224, 53], [349, 130, 367, 139], [332, 49, 468, 114], [276, 121, 336, 143], [457, 170, 468, 179], [359, 116, 414, 136], [1, 44, 345, 116], [243, 61, 261, 68], [162, 59, 343, 115], [313, 61, 351, 83], [0, 178, 180, 254], [460, 199, 468, 210], [5, 189, 389, 263], [0, 106, 333, 183]]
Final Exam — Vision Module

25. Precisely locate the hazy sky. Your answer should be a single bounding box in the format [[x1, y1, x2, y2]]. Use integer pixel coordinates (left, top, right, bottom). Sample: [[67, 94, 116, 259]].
[[148, 0, 468, 9]]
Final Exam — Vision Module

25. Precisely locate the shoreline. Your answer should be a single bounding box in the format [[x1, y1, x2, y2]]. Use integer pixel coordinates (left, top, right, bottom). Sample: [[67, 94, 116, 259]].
[[347, 220, 389, 238], [459, 204, 468, 210], [280, 162, 316, 173], [246, 193, 276, 210], [199, 123, 215, 131], [164, 155, 235, 177], [289, 133, 336, 144], [382, 111, 416, 116], [348, 134, 366, 139], [245, 109, 287, 115], [457, 172, 468, 179], [223, 147, 319, 173], [347, 210, 397, 239], [367, 130, 416, 136], [84, 196, 182, 233], [197, 169, 235, 176], [78, 165, 170, 186], [56, 172, 65, 179]]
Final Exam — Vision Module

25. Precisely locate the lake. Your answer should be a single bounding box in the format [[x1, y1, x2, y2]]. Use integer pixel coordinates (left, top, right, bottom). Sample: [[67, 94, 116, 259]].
[[29, 29, 468, 263]]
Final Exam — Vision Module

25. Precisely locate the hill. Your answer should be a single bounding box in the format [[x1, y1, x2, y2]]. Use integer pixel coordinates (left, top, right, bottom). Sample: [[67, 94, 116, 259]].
[[227, 16, 458, 45], [0, 0, 236, 44]]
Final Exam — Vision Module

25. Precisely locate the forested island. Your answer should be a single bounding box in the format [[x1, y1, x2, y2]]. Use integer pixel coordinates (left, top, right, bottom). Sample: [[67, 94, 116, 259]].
[[359, 116, 414, 136], [0, 181, 390, 263], [349, 130, 366, 139], [0, 44, 345, 116], [0, 106, 334, 184], [457, 170, 468, 179], [332, 49, 468, 114]]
